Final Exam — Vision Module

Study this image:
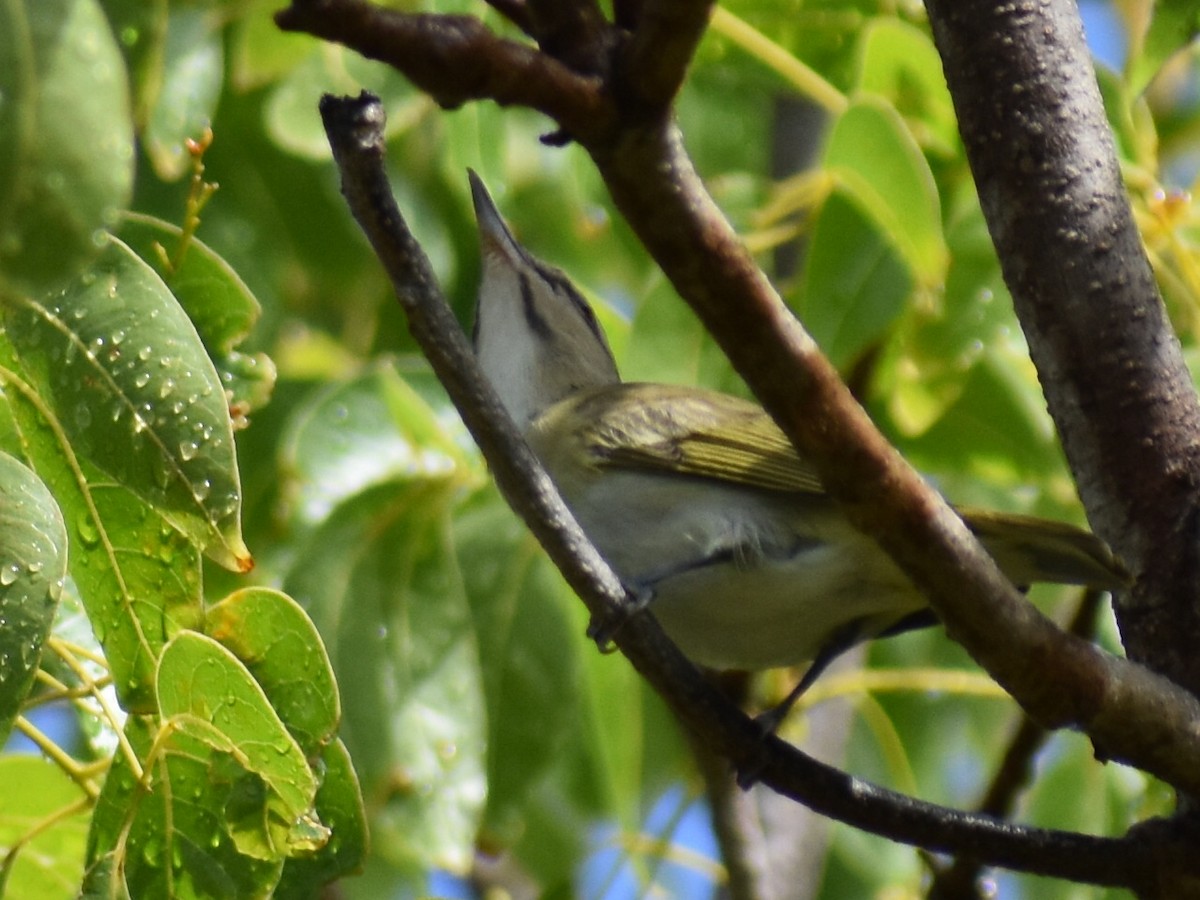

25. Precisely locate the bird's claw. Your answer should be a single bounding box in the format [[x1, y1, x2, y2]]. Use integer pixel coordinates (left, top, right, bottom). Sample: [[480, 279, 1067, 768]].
[[586, 582, 654, 652]]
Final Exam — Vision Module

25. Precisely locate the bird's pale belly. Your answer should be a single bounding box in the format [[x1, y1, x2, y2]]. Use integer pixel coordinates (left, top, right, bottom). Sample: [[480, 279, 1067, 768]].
[[557, 470, 927, 671]]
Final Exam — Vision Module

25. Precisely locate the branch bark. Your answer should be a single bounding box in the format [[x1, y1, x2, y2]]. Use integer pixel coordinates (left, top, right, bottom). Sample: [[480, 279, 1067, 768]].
[[924, 0, 1200, 702]]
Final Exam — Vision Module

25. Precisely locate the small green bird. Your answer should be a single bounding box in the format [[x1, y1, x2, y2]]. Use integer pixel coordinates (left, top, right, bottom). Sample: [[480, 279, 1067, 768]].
[[468, 171, 1128, 701]]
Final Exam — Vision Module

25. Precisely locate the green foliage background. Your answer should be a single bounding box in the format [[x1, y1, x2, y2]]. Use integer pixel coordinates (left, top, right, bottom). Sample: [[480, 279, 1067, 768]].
[[0, 0, 1197, 897]]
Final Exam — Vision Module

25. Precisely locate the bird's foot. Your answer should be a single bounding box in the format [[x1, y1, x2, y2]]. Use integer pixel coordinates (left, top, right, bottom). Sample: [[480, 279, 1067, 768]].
[[585, 581, 654, 653]]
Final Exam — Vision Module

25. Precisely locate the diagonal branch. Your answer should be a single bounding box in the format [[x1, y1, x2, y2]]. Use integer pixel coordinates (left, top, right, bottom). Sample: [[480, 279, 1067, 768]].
[[318, 91, 1183, 890]]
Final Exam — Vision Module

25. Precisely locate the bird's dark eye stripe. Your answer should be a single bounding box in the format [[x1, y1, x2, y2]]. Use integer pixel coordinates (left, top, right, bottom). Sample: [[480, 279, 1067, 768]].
[[535, 261, 606, 341], [518, 272, 553, 338]]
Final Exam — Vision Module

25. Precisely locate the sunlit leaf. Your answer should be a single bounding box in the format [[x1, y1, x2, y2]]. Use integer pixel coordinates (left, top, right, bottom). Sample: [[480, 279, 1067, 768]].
[[118, 213, 278, 417], [0, 756, 89, 899], [1127, 0, 1200, 96], [3, 236, 250, 572], [0, 332, 202, 712], [86, 715, 285, 899], [0, 451, 68, 743], [0, 0, 133, 294], [856, 18, 958, 156], [823, 96, 947, 286], [206, 587, 340, 755], [279, 364, 469, 530]]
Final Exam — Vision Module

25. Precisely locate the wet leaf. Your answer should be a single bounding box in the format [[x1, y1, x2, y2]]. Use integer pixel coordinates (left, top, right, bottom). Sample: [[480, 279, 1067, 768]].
[[3, 236, 250, 571], [0, 330, 202, 712], [119, 213, 277, 417], [207, 587, 340, 755], [0, 451, 68, 743]]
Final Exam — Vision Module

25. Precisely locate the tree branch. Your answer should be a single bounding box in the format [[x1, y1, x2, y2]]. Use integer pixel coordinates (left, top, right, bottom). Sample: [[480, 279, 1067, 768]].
[[318, 90, 1190, 891], [615, 0, 715, 112], [276, 0, 614, 143], [925, 0, 1200, 699]]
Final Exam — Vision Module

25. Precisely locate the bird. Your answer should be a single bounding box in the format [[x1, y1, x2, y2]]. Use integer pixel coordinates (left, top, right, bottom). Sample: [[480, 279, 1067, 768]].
[[467, 170, 1129, 712]]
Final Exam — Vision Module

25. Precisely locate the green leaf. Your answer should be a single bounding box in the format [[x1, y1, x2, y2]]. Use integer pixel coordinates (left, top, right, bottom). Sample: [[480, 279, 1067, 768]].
[[85, 715, 286, 899], [118, 214, 262, 355], [0, 331, 202, 712], [454, 496, 580, 842], [142, 8, 224, 180], [795, 186, 912, 370], [87, 633, 327, 898], [3, 235, 250, 572], [0, 451, 68, 743], [206, 587, 340, 755], [856, 18, 958, 156], [156, 632, 322, 856], [0, 0, 134, 294], [229, 0, 314, 92], [0, 756, 90, 899], [823, 96, 947, 286], [279, 364, 470, 530], [880, 205, 1016, 435], [98, 0, 169, 129], [118, 213, 278, 417], [1127, 0, 1200, 96], [264, 48, 424, 160], [284, 483, 486, 874], [274, 739, 369, 899]]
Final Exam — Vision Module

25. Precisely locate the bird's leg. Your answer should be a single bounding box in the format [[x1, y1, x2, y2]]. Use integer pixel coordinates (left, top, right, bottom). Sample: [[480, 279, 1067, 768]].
[[586, 581, 656, 653]]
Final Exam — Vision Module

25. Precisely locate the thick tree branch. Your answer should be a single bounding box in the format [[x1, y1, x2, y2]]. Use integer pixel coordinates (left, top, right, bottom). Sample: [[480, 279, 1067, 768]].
[[276, 0, 614, 143], [924, 0, 1200, 699], [615, 0, 715, 112], [319, 90, 1189, 891]]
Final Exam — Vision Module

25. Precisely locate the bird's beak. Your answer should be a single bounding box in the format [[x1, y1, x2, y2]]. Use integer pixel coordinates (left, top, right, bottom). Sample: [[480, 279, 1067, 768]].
[[468, 169, 524, 267]]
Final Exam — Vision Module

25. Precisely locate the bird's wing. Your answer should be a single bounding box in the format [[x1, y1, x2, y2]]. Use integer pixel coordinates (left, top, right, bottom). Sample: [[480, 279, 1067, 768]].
[[563, 382, 827, 495], [539, 383, 1131, 590]]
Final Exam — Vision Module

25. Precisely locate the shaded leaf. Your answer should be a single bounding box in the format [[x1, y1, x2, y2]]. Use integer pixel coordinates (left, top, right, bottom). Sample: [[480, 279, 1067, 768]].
[[454, 496, 580, 841], [795, 186, 911, 370], [0, 451, 68, 742], [142, 8, 223, 181], [284, 482, 485, 874], [0, 0, 134, 294], [274, 739, 369, 899]]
